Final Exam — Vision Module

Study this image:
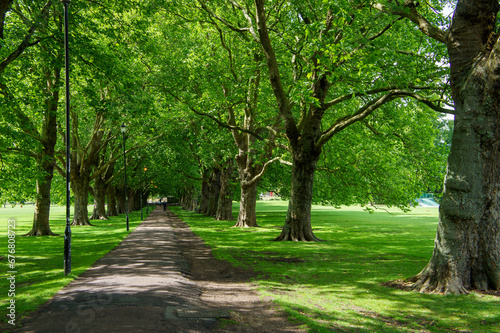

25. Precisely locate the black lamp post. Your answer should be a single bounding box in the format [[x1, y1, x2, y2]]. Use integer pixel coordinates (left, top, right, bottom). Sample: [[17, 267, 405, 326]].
[[139, 162, 143, 221], [121, 124, 129, 231], [144, 167, 148, 216], [62, 0, 71, 276]]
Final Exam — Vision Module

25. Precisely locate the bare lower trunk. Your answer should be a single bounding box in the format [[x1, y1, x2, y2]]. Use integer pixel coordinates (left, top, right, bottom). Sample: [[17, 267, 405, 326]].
[[197, 177, 210, 214], [275, 158, 321, 241], [26, 175, 58, 236], [25, 62, 60, 236], [409, 72, 500, 294], [216, 162, 234, 221], [409, 1, 500, 293], [115, 187, 126, 214], [206, 168, 221, 217], [72, 177, 92, 226], [107, 186, 118, 217], [234, 182, 259, 227], [127, 188, 135, 212], [198, 168, 221, 217], [90, 180, 108, 220]]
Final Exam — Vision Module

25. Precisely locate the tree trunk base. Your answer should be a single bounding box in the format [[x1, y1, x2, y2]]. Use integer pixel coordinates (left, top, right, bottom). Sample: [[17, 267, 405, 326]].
[[273, 230, 323, 242], [407, 273, 469, 295], [90, 214, 109, 221], [23, 229, 59, 237], [71, 220, 94, 226], [233, 220, 259, 228]]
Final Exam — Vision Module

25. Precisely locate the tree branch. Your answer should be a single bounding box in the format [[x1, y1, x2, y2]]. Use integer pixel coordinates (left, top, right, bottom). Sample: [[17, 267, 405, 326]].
[[372, 0, 447, 44], [242, 156, 280, 187], [164, 88, 265, 140], [318, 92, 400, 148], [0, 0, 52, 73], [255, 0, 299, 144]]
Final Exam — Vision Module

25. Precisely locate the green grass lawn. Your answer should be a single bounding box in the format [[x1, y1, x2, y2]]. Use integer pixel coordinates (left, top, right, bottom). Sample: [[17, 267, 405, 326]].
[[171, 201, 500, 333], [0, 204, 148, 329]]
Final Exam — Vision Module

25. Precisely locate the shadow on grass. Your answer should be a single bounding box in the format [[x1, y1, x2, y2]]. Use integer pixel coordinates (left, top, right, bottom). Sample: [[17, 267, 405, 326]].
[[171, 204, 499, 333]]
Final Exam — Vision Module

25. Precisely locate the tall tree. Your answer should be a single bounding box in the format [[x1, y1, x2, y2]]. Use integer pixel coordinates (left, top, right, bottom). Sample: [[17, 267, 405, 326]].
[[377, 0, 500, 294], [0, 1, 62, 236], [149, 3, 284, 226], [199, 0, 450, 240]]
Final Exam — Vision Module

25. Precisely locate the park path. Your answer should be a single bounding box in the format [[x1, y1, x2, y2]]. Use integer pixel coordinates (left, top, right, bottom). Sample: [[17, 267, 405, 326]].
[[16, 207, 230, 333]]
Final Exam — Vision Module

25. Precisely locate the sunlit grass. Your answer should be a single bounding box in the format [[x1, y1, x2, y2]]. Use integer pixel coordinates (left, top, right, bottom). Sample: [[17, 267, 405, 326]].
[[172, 201, 500, 333], [0, 204, 148, 329]]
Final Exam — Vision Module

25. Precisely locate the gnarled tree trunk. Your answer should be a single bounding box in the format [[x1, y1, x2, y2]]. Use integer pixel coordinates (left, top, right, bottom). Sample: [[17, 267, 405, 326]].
[[27, 170, 57, 236], [198, 168, 221, 217], [234, 182, 259, 227], [71, 175, 92, 226], [26, 52, 61, 236], [107, 185, 118, 216], [90, 179, 108, 220], [206, 168, 221, 217], [274, 154, 322, 241], [216, 161, 235, 221], [409, 0, 500, 294]]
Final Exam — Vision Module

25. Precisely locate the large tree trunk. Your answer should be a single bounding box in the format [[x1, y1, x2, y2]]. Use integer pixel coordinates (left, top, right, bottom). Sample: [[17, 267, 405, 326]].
[[128, 188, 135, 212], [409, 0, 500, 294], [206, 168, 221, 217], [274, 156, 321, 241], [26, 171, 57, 236], [198, 168, 221, 217], [107, 185, 118, 217], [71, 175, 92, 226], [90, 180, 108, 220], [233, 150, 260, 227], [197, 176, 210, 215], [25, 62, 60, 236], [115, 186, 126, 214], [234, 182, 258, 227], [216, 162, 235, 221]]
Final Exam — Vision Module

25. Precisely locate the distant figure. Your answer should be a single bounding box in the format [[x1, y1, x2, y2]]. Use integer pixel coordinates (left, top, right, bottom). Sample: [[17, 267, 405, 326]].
[[162, 201, 167, 211]]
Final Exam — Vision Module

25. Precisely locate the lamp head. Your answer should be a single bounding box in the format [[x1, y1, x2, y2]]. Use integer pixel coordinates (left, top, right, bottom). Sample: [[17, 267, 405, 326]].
[[120, 123, 126, 133], [60, 0, 71, 4]]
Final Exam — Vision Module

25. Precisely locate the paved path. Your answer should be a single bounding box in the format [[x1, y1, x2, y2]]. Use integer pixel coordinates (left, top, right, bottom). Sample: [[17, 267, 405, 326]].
[[17, 208, 225, 333]]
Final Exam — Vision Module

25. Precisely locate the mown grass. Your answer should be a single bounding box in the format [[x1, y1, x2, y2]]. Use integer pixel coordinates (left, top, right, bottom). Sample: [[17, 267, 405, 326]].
[[0, 204, 148, 329], [171, 201, 500, 333]]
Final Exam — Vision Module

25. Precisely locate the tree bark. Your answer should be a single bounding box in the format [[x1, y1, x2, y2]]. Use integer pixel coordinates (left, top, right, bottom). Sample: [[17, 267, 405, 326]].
[[26, 171, 57, 236], [234, 182, 259, 227], [274, 154, 322, 241], [197, 175, 210, 215], [198, 168, 221, 217], [71, 174, 92, 226], [409, 0, 500, 294], [216, 161, 235, 221], [206, 167, 221, 217], [233, 147, 261, 227], [90, 179, 108, 220], [25, 52, 61, 236], [107, 185, 118, 216], [115, 186, 126, 214]]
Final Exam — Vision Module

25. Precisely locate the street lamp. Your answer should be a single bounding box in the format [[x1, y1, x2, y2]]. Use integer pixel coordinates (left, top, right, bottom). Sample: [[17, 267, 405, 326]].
[[143, 167, 148, 218], [139, 162, 143, 221], [121, 123, 129, 231], [62, 0, 71, 277]]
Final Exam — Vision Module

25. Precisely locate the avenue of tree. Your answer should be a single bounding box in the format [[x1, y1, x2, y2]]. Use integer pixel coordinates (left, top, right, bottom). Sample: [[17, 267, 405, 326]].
[[0, 0, 498, 295]]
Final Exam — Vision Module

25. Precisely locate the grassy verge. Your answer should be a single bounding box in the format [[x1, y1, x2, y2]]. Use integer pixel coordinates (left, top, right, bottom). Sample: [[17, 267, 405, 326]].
[[171, 201, 500, 333], [0, 204, 148, 329]]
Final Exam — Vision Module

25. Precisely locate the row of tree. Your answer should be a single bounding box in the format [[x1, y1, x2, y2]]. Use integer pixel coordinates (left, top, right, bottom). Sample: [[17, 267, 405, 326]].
[[0, 0, 165, 234], [1, 0, 498, 294]]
